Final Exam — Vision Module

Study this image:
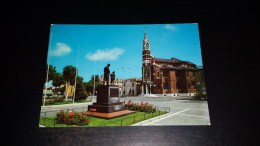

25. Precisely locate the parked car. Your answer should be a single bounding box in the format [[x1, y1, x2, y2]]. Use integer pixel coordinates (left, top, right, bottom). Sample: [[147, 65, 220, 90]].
[[193, 93, 207, 100]]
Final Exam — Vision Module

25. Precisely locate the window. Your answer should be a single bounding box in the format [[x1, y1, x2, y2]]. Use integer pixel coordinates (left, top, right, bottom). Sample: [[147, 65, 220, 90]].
[[157, 72, 160, 77], [132, 83, 134, 87]]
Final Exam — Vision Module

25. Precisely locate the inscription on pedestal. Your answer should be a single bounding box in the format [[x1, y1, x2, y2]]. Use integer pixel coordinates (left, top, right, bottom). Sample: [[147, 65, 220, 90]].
[[110, 88, 118, 98]]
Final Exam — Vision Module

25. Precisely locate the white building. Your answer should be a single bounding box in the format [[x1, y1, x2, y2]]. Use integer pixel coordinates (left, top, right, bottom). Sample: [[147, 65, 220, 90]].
[[123, 78, 142, 97]]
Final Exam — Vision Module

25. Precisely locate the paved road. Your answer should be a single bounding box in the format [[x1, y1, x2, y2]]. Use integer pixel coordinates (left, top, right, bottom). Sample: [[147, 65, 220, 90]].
[[40, 102, 93, 117], [40, 96, 210, 126], [120, 96, 210, 125]]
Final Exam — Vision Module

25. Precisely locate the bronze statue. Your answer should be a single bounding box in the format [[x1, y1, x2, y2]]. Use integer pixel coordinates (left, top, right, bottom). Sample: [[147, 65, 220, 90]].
[[103, 64, 110, 85], [110, 71, 115, 85]]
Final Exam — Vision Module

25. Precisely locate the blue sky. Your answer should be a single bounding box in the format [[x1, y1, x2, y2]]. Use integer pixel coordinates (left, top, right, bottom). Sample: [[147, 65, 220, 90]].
[[46, 23, 203, 82]]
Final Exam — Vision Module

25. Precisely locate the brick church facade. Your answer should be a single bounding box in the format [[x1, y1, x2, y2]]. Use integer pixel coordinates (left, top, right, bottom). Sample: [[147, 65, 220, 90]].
[[141, 31, 201, 96]]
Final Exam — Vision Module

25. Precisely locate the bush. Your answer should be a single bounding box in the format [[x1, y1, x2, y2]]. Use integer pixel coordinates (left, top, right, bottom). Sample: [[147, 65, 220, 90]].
[[54, 96, 65, 102], [125, 100, 156, 113], [56, 110, 67, 123], [55, 110, 91, 126], [75, 90, 88, 101]]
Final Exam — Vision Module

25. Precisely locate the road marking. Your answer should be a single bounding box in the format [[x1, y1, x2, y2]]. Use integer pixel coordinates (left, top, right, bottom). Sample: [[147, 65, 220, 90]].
[[177, 114, 209, 118], [143, 109, 189, 125], [172, 108, 209, 112]]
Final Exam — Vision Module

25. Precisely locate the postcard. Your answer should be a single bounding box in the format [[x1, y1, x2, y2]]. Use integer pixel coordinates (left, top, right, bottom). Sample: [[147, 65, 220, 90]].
[[39, 24, 210, 127]]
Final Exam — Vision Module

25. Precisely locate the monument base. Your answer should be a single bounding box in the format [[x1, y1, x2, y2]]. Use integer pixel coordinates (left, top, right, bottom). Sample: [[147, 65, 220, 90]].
[[88, 102, 125, 113], [83, 110, 136, 119], [88, 85, 127, 114]]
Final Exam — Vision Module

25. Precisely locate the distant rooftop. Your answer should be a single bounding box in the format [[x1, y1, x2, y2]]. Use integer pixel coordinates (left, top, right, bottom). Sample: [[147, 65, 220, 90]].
[[155, 57, 195, 65], [160, 65, 197, 70]]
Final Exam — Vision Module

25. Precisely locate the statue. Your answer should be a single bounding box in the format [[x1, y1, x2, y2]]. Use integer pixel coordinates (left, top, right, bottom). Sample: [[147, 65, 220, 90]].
[[110, 71, 115, 85], [103, 64, 110, 85]]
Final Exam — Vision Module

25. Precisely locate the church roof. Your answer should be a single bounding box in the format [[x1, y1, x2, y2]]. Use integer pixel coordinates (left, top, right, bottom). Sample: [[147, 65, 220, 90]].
[[160, 65, 197, 70], [155, 57, 196, 65]]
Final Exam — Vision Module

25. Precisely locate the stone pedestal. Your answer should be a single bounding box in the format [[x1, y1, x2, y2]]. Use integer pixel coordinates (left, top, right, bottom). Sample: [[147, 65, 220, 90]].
[[88, 85, 125, 113]]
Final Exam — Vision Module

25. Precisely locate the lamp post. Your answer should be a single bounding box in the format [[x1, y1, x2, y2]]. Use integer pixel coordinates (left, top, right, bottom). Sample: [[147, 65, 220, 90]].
[[118, 67, 130, 97], [92, 61, 96, 102]]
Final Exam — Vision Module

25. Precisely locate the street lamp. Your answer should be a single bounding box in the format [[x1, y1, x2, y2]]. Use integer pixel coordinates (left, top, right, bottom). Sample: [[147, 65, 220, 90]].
[[92, 61, 97, 102], [117, 67, 131, 97]]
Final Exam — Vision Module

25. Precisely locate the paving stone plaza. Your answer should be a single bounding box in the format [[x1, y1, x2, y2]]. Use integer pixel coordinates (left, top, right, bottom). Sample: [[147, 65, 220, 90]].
[[40, 95, 210, 126]]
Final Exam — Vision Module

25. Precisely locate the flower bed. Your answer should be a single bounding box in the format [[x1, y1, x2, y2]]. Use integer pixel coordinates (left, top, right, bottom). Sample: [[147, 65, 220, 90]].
[[55, 110, 91, 126], [125, 100, 156, 113]]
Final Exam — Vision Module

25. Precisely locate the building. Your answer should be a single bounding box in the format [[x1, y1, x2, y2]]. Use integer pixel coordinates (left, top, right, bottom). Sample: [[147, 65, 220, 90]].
[[122, 78, 142, 97], [141, 31, 205, 96], [151, 57, 197, 96]]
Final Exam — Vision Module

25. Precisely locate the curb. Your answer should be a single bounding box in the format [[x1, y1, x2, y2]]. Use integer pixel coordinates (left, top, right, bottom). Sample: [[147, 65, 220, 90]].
[[39, 124, 45, 127]]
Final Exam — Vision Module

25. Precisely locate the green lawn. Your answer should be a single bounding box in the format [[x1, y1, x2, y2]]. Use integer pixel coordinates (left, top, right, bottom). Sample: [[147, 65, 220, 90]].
[[40, 111, 167, 127]]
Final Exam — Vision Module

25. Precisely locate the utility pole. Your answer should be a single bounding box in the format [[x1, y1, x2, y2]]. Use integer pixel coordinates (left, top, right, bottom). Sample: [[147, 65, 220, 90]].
[[43, 32, 52, 106], [92, 61, 96, 101], [72, 44, 80, 104]]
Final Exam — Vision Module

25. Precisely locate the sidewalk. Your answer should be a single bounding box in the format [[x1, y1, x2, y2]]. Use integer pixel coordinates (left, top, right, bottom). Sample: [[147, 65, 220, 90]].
[[41, 101, 94, 108]]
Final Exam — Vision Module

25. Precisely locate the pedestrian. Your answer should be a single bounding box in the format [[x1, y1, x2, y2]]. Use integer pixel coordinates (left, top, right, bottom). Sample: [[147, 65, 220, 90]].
[[103, 64, 110, 85]]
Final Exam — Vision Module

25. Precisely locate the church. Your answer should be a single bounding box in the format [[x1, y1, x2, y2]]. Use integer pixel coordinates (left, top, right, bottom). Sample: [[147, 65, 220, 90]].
[[141, 31, 204, 96]]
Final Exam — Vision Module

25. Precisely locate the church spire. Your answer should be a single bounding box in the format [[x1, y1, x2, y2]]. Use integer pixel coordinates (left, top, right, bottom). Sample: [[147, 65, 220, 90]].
[[144, 27, 148, 40], [143, 29, 150, 50], [141, 26, 152, 95]]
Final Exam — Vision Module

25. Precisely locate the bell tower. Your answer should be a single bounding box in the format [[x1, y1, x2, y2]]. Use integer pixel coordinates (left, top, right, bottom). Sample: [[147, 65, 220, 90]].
[[141, 30, 153, 94]]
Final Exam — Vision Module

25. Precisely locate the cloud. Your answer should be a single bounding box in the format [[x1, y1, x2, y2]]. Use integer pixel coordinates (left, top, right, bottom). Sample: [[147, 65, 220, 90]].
[[50, 42, 72, 56], [86, 48, 125, 61], [165, 24, 176, 31]]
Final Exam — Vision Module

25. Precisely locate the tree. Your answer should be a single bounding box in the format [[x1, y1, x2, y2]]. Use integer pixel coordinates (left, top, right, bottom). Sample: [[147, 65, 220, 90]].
[[83, 82, 93, 95], [63, 65, 77, 100], [46, 64, 57, 82], [83, 75, 102, 95], [91, 75, 101, 83], [75, 76, 88, 101], [52, 73, 65, 95], [63, 65, 77, 84]]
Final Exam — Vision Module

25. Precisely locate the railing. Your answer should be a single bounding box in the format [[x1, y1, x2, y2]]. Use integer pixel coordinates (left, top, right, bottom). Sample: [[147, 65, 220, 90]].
[[40, 116, 75, 127], [39, 106, 170, 127], [40, 107, 88, 118], [103, 108, 169, 126]]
